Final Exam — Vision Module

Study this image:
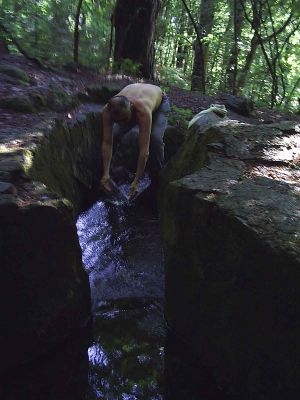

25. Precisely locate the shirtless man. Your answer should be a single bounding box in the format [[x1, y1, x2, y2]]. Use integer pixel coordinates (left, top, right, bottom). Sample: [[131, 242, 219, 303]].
[[101, 83, 170, 200]]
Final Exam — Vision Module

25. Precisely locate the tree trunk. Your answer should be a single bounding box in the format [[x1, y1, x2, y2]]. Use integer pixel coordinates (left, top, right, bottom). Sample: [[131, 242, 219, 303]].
[[106, 13, 114, 70], [225, 0, 244, 94], [74, 0, 84, 64], [176, 8, 186, 68], [183, 22, 193, 73], [190, 0, 215, 92], [236, 34, 260, 92], [113, 0, 161, 79]]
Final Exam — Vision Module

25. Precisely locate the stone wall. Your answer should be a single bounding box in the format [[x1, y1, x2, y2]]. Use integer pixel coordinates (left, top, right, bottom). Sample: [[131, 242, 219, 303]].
[[162, 119, 300, 399], [0, 106, 104, 369]]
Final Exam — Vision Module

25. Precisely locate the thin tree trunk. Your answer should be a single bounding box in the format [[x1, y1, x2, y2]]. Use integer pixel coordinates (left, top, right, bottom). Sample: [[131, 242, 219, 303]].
[[236, 34, 259, 91], [183, 0, 215, 92], [171, 35, 178, 67], [33, 0, 39, 49], [176, 8, 186, 68], [180, 0, 206, 92], [164, 31, 172, 66], [107, 13, 114, 70], [284, 77, 300, 108], [183, 22, 193, 73], [74, 0, 84, 64], [225, 0, 244, 94]]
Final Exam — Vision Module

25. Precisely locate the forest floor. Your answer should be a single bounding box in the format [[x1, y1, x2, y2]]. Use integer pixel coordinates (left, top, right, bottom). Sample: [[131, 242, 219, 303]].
[[0, 54, 300, 133]]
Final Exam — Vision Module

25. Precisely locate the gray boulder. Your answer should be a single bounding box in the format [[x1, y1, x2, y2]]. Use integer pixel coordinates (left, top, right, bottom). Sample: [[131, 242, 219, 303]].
[[220, 93, 254, 116], [161, 119, 300, 399]]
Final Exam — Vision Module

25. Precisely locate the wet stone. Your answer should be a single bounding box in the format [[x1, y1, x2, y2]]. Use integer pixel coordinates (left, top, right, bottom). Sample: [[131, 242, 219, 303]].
[[0, 181, 17, 195]]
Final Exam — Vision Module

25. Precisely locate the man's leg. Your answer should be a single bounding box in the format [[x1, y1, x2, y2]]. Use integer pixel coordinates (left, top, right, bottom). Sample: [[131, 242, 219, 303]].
[[148, 95, 171, 189], [112, 123, 140, 183], [139, 96, 170, 213], [112, 123, 128, 153]]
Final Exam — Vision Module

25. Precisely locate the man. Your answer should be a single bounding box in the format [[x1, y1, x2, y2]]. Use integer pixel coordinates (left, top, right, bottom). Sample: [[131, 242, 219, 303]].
[[101, 83, 170, 201]]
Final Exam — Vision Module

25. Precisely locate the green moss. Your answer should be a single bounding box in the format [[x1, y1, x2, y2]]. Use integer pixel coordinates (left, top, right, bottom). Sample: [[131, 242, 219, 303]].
[[23, 149, 34, 174], [169, 105, 193, 128], [0, 95, 36, 113], [161, 130, 210, 187], [0, 63, 30, 83], [46, 84, 73, 111], [25, 112, 103, 215], [30, 92, 47, 109]]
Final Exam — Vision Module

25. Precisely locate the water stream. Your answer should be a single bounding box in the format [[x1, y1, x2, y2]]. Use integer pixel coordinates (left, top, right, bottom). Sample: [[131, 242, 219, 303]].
[[77, 182, 165, 400]]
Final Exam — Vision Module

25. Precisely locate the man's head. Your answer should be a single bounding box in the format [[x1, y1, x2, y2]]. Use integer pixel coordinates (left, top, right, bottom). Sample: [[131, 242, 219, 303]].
[[107, 95, 132, 124]]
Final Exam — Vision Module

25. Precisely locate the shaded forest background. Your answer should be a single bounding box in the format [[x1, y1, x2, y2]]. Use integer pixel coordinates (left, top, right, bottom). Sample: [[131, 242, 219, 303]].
[[0, 0, 299, 111]]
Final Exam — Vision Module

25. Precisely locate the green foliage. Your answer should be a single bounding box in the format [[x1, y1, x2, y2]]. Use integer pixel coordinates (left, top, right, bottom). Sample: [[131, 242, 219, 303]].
[[0, 0, 299, 111], [113, 58, 141, 77], [0, 0, 114, 67], [156, 65, 189, 89], [169, 105, 193, 128]]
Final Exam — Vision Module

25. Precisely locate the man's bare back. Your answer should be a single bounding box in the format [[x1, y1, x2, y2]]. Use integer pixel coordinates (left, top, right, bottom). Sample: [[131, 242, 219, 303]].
[[117, 83, 162, 114]]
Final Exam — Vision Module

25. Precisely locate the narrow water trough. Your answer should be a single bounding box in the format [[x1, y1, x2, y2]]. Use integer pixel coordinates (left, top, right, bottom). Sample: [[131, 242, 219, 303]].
[[2, 100, 298, 400]]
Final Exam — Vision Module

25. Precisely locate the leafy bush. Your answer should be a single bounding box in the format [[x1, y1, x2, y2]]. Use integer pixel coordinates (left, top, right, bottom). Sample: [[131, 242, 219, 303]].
[[156, 66, 189, 89], [113, 58, 141, 76], [169, 105, 193, 128]]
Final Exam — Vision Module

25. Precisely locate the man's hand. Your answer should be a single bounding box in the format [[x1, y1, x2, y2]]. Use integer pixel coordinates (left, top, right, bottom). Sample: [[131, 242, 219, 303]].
[[101, 175, 112, 192], [129, 179, 139, 200]]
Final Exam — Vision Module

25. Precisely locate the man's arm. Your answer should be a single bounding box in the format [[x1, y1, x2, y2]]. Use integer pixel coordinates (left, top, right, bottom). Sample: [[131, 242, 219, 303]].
[[101, 106, 113, 189]]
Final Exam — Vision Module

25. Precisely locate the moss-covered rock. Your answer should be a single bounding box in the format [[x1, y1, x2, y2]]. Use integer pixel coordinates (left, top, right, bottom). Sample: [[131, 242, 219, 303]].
[[163, 125, 188, 163], [0, 63, 30, 84], [0, 95, 36, 113], [25, 110, 103, 214], [29, 91, 48, 109], [160, 122, 216, 188], [46, 84, 73, 111]]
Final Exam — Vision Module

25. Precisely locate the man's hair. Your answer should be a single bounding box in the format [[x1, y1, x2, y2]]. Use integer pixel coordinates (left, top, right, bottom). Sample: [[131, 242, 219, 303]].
[[107, 95, 131, 113]]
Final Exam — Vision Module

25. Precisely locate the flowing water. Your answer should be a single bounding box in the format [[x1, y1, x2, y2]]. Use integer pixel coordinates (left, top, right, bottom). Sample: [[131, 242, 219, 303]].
[[77, 182, 165, 400]]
